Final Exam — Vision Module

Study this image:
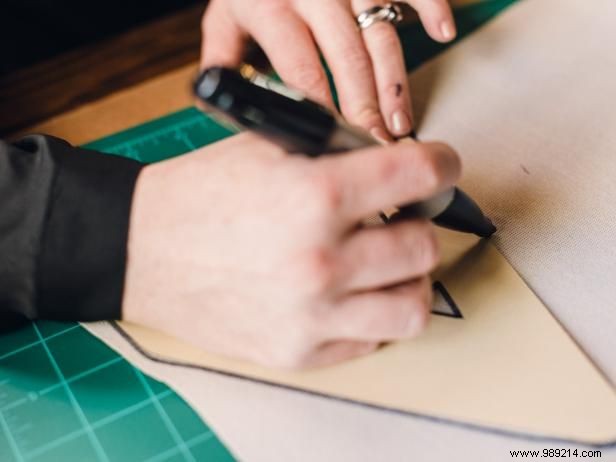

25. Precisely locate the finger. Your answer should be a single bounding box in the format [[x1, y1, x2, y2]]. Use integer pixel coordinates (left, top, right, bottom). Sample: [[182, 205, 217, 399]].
[[316, 140, 461, 221], [298, 1, 390, 139], [352, 0, 413, 137], [200, 0, 247, 69], [405, 0, 456, 42], [323, 277, 432, 341], [300, 340, 379, 368], [338, 219, 438, 291], [244, 6, 334, 108]]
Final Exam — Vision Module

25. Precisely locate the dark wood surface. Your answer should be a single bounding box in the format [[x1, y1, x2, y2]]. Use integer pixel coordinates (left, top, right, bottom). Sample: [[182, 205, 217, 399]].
[[0, 3, 203, 137]]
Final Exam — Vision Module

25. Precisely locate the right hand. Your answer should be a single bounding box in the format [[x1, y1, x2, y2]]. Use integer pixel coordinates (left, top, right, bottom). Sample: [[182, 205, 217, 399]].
[[122, 133, 461, 369]]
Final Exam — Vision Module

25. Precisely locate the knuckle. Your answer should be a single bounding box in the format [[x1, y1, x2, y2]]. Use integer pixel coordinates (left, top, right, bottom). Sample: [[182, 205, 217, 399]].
[[385, 308, 412, 338], [417, 224, 440, 272], [413, 146, 443, 190], [368, 25, 400, 50], [339, 44, 371, 73], [384, 225, 409, 258], [305, 171, 343, 214], [289, 63, 328, 91], [380, 296, 426, 339], [410, 300, 430, 335], [294, 303, 327, 342], [404, 282, 432, 336], [344, 104, 382, 129], [375, 152, 401, 184], [253, 0, 288, 19], [287, 243, 338, 297], [298, 247, 337, 293]]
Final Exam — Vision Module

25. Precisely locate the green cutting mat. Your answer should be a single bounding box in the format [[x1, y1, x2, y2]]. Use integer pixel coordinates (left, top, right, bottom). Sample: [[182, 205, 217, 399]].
[[0, 322, 233, 462], [0, 1, 516, 461]]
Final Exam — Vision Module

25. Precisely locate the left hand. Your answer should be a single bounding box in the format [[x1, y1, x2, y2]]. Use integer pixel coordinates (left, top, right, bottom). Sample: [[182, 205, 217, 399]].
[[200, 0, 456, 141]]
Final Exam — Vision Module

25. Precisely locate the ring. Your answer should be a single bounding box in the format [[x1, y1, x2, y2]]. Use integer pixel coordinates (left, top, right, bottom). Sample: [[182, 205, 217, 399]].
[[356, 3, 404, 30]]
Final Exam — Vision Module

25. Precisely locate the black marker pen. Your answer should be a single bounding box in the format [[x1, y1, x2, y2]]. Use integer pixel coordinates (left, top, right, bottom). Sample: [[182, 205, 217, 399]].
[[194, 66, 496, 238]]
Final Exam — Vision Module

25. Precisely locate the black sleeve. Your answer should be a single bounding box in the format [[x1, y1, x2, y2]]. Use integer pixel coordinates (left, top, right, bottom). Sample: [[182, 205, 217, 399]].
[[0, 135, 143, 322]]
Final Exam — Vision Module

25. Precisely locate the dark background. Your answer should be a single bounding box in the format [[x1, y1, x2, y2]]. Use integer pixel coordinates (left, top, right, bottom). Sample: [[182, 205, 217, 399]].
[[1, 0, 203, 75], [0, 1, 207, 135]]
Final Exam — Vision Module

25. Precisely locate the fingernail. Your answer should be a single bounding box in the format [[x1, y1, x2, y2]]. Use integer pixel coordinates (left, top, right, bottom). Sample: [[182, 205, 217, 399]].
[[440, 21, 456, 41], [391, 110, 411, 137], [370, 127, 392, 144]]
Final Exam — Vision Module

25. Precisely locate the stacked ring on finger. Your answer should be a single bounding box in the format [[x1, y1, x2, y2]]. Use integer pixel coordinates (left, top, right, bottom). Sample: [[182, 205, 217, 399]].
[[356, 2, 404, 30]]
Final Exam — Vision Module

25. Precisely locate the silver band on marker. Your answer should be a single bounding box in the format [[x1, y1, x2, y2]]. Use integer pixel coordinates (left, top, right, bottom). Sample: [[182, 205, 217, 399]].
[[356, 3, 404, 30]]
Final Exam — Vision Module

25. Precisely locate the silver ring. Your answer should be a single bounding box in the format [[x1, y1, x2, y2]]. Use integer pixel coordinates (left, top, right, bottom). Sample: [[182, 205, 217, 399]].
[[356, 3, 404, 30]]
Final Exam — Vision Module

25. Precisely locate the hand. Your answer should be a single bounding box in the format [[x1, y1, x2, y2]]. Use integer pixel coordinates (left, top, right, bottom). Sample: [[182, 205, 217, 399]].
[[122, 133, 460, 368], [200, 0, 456, 141]]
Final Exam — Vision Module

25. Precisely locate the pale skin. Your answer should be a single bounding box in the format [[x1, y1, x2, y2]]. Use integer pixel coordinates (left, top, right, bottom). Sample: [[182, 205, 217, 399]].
[[123, 0, 460, 368], [123, 134, 461, 368], [200, 0, 456, 140]]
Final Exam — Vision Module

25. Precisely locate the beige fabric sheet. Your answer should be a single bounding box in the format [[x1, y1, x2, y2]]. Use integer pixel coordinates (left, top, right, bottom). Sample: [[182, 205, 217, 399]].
[[407, 0, 616, 382]]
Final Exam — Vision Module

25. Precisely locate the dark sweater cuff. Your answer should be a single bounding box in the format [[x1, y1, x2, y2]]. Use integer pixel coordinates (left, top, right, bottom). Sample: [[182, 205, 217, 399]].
[[33, 135, 143, 321]]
